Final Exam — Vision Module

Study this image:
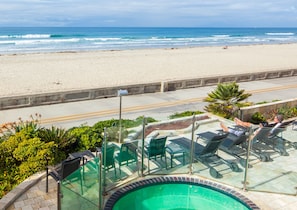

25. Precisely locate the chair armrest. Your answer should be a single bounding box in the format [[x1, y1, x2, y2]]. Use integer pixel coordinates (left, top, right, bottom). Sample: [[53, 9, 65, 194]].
[[47, 165, 61, 181], [47, 162, 62, 171], [48, 170, 60, 182]]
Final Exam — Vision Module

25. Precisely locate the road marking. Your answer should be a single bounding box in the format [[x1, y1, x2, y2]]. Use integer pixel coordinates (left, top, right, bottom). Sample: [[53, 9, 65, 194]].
[[40, 84, 297, 125], [247, 83, 297, 94]]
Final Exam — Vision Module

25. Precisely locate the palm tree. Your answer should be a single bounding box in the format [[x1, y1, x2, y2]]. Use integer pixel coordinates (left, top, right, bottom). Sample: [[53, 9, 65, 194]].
[[204, 82, 252, 119]]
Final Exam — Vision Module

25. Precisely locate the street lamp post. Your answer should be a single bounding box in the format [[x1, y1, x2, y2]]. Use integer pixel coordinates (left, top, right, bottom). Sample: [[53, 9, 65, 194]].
[[118, 89, 128, 143]]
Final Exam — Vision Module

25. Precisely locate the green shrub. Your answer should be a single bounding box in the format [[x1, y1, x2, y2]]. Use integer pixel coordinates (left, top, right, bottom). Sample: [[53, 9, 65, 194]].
[[0, 168, 20, 198], [169, 110, 204, 119], [13, 137, 56, 175], [249, 106, 297, 124], [250, 112, 267, 124], [0, 129, 57, 199], [68, 125, 102, 151], [277, 105, 297, 119], [38, 126, 76, 162]]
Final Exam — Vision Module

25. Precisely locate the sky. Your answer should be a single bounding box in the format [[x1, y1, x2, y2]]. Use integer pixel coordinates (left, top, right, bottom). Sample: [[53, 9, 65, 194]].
[[0, 0, 297, 27]]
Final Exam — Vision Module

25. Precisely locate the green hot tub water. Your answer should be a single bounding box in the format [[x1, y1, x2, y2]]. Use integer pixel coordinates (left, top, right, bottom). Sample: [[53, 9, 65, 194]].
[[112, 183, 250, 210]]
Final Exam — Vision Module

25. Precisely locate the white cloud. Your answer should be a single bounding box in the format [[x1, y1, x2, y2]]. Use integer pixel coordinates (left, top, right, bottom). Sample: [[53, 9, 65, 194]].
[[0, 0, 297, 26]]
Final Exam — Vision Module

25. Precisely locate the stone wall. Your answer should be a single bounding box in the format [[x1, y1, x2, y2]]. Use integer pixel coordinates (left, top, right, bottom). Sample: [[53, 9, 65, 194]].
[[239, 98, 297, 122], [1, 68, 297, 110]]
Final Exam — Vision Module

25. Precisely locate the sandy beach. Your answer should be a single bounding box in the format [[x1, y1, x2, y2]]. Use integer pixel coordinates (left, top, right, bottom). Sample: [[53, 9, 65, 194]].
[[1, 43, 297, 97]]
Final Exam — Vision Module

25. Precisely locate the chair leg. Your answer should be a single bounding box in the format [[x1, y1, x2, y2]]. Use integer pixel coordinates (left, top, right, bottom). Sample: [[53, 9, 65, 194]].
[[46, 167, 49, 193], [79, 171, 83, 195], [115, 168, 117, 177], [148, 157, 150, 174], [57, 182, 61, 210]]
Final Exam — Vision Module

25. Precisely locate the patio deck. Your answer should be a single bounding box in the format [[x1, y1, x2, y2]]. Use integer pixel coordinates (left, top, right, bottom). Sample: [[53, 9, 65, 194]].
[[2, 116, 297, 210]]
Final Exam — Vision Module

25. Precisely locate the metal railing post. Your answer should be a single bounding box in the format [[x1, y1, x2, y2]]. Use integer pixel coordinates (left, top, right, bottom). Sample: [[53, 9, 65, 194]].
[[243, 129, 253, 191], [189, 115, 196, 175], [141, 116, 146, 177], [103, 128, 107, 193], [98, 139, 103, 210]]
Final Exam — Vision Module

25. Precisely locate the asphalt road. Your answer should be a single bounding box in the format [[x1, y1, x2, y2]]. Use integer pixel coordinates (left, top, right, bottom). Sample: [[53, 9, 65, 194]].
[[1, 76, 297, 129]]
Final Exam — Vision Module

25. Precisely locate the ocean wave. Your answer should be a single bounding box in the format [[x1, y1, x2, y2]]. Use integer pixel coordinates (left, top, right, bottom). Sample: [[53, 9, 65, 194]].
[[9, 34, 51, 39], [51, 34, 85, 38], [212, 34, 230, 38], [0, 34, 82, 39], [150, 37, 174, 41], [84, 37, 122, 41], [1, 27, 297, 54], [50, 34, 64, 38], [14, 38, 80, 45], [0, 40, 15, 45], [266, 32, 294, 36]]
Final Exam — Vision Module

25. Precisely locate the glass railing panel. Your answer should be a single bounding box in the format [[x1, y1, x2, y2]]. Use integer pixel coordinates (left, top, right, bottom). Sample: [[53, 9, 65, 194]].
[[142, 115, 211, 176], [61, 157, 100, 209], [61, 184, 98, 210], [188, 118, 249, 188], [102, 126, 140, 191], [98, 116, 296, 202], [187, 121, 297, 196], [243, 126, 297, 195]]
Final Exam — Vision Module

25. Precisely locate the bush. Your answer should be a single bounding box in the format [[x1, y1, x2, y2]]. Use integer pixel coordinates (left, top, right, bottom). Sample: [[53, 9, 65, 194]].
[[38, 126, 76, 162], [13, 137, 56, 175], [169, 110, 204, 119], [0, 129, 57, 199], [250, 112, 267, 124], [68, 125, 102, 151], [277, 105, 297, 119], [248, 105, 297, 124]]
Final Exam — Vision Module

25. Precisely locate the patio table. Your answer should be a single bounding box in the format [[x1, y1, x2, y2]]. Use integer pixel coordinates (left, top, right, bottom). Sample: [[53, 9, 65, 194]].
[[166, 142, 186, 168], [69, 150, 95, 165]]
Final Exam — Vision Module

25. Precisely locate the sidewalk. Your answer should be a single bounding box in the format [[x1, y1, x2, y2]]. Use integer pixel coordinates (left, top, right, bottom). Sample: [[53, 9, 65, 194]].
[[1, 76, 297, 129]]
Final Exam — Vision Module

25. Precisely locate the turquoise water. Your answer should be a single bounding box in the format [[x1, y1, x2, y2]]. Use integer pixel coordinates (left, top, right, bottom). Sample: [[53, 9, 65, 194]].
[[1, 27, 297, 54], [112, 183, 250, 210]]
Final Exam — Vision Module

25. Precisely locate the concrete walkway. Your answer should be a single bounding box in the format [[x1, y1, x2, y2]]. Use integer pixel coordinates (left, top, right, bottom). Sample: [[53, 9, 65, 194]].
[[1, 76, 297, 129]]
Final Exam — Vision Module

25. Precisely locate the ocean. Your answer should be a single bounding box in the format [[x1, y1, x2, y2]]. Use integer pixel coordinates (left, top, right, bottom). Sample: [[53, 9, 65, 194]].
[[1, 27, 297, 54]]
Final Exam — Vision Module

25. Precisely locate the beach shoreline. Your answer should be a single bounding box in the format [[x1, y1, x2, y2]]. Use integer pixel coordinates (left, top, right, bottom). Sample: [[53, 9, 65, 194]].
[[1, 43, 297, 97]]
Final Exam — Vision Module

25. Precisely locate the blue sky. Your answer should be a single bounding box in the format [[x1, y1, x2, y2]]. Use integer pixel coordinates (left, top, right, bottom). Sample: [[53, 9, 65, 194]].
[[1, 0, 297, 27]]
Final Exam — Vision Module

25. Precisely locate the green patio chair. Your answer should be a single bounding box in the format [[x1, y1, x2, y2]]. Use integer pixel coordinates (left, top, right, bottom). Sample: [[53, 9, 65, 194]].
[[144, 136, 168, 173], [101, 145, 117, 177], [115, 140, 139, 175]]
